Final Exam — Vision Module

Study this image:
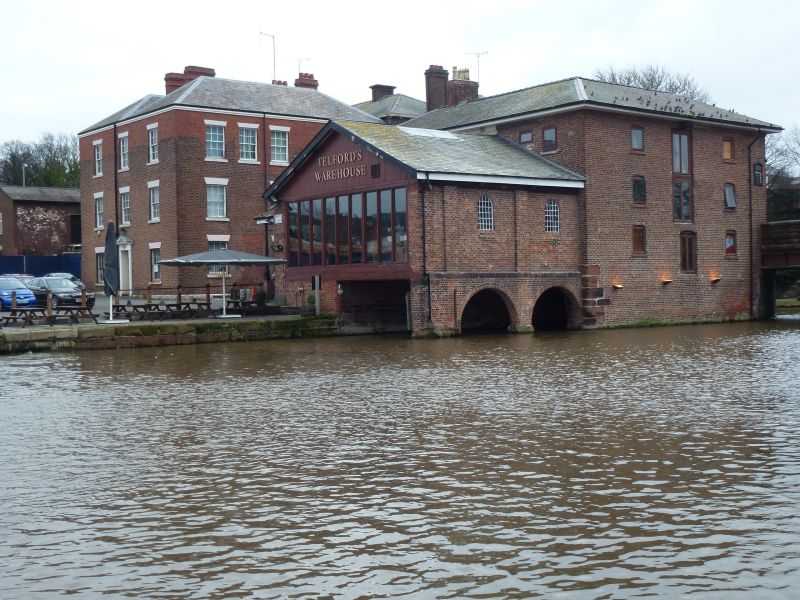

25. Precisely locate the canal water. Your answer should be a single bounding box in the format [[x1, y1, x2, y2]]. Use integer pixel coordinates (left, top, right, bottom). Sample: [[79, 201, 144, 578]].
[[1, 319, 799, 598]]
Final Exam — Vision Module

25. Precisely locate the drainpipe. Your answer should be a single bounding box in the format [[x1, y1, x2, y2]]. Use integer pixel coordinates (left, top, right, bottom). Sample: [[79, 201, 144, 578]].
[[747, 130, 761, 319], [262, 112, 272, 285], [421, 173, 432, 326], [113, 123, 119, 225]]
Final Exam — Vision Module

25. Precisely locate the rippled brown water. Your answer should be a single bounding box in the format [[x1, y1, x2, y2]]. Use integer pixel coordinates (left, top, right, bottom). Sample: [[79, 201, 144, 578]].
[[1, 319, 799, 598]]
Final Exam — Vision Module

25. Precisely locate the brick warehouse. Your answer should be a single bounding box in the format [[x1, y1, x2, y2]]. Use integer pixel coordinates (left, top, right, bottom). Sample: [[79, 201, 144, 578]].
[[78, 66, 380, 297], [263, 68, 781, 335]]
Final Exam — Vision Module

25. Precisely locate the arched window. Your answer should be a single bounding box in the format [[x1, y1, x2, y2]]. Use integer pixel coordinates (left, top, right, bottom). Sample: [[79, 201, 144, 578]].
[[545, 199, 560, 232], [477, 195, 493, 230]]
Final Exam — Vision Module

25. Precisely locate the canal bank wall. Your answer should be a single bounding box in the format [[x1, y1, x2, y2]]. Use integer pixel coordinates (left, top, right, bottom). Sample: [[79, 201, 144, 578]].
[[0, 316, 338, 355]]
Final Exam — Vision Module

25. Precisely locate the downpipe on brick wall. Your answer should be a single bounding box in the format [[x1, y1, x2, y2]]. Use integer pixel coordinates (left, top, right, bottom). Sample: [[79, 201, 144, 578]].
[[747, 130, 761, 319]]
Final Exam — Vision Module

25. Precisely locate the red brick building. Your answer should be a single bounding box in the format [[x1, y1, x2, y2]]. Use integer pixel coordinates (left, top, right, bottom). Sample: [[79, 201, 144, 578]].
[[78, 66, 380, 296], [267, 70, 781, 335], [0, 186, 80, 256]]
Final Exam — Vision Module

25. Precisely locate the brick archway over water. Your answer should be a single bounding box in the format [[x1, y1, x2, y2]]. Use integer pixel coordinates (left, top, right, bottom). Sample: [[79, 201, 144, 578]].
[[532, 287, 582, 331], [460, 287, 516, 333]]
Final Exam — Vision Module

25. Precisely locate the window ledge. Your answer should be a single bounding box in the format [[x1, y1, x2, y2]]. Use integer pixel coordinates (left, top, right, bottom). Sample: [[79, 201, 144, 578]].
[[146, 160, 159, 166], [118, 167, 129, 173], [631, 252, 647, 257], [630, 149, 645, 155], [149, 280, 162, 285], [120, 222, 131, 227], [270, 160, 289, 167], [723, 159, 737, 164], [541, 149, 559, 155], [93, 227, 104, 232], [206, 217, 230, 222], [92, 173, 103, 179], [205, 157, 228, 163], [724, 207, 737, 212], [207, 273, 232, 279], [632, 202, 647, 207], [148, 218, 161, 224], [238, 159, 261, 165], [725, 254, 738, 260]]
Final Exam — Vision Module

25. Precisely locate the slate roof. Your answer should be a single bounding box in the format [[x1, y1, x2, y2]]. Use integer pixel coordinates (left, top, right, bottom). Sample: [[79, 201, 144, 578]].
[[81, 76, 382, 134], [405, 76, 781, 132], [0, 186, 80, 203], [353, 94, 427, 121]]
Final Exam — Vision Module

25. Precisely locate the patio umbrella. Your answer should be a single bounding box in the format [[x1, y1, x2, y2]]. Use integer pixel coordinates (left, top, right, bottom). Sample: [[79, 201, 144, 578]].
[[159, 249, 285, 317], [100, 221, 127, 323]]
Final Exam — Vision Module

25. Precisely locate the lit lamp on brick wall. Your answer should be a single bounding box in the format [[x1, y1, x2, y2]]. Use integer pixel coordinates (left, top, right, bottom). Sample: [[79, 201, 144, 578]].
[[660, 274, 673, 285], [611, 278, 624, 289], [709, 272, 721, 284]]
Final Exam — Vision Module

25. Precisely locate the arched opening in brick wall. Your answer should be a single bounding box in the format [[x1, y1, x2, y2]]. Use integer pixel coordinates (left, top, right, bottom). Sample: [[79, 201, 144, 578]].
[[461, 288, 512, 334], [532, 287, 580, 331]]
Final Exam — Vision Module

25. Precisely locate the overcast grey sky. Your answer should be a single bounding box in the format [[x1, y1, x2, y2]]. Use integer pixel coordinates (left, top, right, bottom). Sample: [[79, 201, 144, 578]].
[[1, 0, 797, 141]]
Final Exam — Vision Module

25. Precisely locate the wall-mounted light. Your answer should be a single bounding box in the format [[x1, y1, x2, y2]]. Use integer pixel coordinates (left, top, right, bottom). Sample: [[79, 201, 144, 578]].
[[337, 283, 343, 296], [271, 244, 283, 252], [661, 277, 673, 285], [710, 274, 721, 284], [611, 279, 624, 289]]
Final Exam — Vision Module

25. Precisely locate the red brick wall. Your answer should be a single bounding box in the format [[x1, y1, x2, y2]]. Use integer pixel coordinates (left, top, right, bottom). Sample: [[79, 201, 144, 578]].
[[80, 107, 327, 296], [0, 190, 16, 254], [14, 202, 79, 255]]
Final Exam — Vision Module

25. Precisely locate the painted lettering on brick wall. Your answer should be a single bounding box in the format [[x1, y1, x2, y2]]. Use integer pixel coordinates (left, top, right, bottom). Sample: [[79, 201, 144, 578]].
[[314, 151, 366, 181]]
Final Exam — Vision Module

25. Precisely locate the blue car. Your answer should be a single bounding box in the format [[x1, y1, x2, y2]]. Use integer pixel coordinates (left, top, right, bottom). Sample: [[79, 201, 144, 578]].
[[0, 277, 38, 310]]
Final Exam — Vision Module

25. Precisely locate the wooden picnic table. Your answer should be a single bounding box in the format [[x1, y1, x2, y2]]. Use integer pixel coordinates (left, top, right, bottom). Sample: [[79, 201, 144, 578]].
[[163, 300, 213, 319], [2, 307, 51, 327], [52, 306, 98, 325]]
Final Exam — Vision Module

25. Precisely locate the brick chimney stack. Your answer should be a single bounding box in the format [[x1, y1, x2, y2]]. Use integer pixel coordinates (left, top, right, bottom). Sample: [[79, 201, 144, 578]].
[[272, 80, 288, 86], [447, 66, 479, 106], [294, 73, 319, 89], [370, 84, 396, 102], [425, 65, 448, 111], [164, 65, 216, 94]]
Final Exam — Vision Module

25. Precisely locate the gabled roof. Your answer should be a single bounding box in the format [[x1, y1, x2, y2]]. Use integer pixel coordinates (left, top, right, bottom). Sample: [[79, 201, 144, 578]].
[[81, 76, 382, 135], [353, 94, 427, 121], [405, 76, 781, 132], [0, 186, 80, 203], [264, 120, 584, 201]]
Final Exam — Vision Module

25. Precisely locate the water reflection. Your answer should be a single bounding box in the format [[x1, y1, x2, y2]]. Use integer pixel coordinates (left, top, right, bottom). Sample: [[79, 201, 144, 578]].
[[1, 321, 799, 597]]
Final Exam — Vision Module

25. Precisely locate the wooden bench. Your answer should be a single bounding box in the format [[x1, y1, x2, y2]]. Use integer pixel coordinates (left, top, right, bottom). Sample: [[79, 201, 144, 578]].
[[52, 306, 98, 325], [2, 307, 51, 327]]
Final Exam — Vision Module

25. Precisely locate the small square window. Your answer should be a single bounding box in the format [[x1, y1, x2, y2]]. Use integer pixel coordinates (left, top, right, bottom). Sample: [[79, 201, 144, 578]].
[[631, 127, 644, 151], [520, 131, 533, 143], [724, 183, 736, 209], [542, 127, 557, 152]]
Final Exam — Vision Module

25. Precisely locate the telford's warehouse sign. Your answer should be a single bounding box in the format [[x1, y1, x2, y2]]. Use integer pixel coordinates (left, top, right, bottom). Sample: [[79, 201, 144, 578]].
[[314, 151, 366, 182]]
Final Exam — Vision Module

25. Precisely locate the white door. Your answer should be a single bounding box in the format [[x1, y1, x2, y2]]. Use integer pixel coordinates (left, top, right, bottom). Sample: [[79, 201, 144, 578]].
[[119, 247, 131, 296]]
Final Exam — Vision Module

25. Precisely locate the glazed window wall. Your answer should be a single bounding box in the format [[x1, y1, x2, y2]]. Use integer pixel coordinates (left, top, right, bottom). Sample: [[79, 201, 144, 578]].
[[287, 187, 407, 268]]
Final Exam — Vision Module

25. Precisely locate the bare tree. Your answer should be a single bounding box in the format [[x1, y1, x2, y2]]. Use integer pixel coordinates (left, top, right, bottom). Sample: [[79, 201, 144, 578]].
[[765, 127, 800, 187], [594, 64, 712, 103]]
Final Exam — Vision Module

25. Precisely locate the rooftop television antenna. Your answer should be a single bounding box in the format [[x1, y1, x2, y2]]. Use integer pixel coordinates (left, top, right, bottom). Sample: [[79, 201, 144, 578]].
[[466, 51, 488, 82], [260, 32, 276, 81]]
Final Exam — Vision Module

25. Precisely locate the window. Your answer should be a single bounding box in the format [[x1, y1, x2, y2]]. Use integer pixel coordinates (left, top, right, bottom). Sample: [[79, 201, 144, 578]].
[[680, 231, 697, 273], [119, 188, 130, 225], [724, 183, 737, 209], [96, 252, 105, 284], [477, 195, 493, 231], [672, 131, 692, 221], [754, 163, 764, 186], [270, 127, 289, 163], [632, 225, 646, 254], [93, 141, 103, 176], [208, 240, 228, 275], [205, 123, 225, 158], [545, 199, 560, 232], [520, 131, 533, 143], [725, 231, 737, 256], [0, 212, 3, 235], [239, 126, 258, 161], [631, 127, 644, 151], [723, 138, 734, 160], [147, 124, 159, 163], [632, 177, 646, 204], [672, 132, 690, 175], [94, 192, 104, 228], [148, 181, 160, 221], [207, 184, 227, 218], [150, 247, 161, 281], [543, 127, 557, 152], [119, 134, 129, 170]]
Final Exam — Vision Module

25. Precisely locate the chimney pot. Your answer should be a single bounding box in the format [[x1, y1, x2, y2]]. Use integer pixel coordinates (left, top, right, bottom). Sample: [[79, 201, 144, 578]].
[[294, 73, 319, 89]]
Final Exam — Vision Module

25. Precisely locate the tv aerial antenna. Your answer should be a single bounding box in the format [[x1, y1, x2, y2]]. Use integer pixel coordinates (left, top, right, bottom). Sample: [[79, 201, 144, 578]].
[[466, 51, 488, 82], [260, 32, 276, 81]]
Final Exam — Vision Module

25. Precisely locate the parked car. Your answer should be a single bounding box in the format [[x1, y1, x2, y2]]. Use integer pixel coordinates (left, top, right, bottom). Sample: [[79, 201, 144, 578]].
[[0, 273, 34, 281], [0, 277, 39, 310], [25, 277, 95, 308], [43, 272, 85, 289]]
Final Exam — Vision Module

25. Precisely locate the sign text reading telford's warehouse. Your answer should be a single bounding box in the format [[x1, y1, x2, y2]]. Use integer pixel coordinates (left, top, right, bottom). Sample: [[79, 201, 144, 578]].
[[314, 151, 366, 182]]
